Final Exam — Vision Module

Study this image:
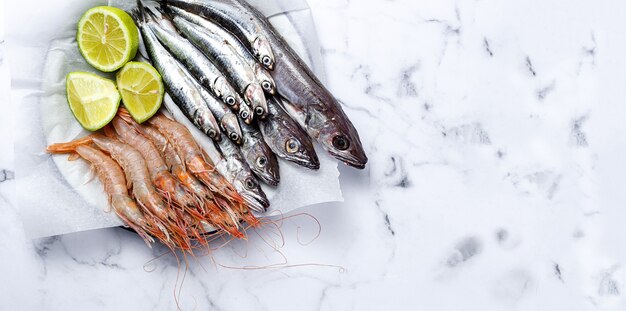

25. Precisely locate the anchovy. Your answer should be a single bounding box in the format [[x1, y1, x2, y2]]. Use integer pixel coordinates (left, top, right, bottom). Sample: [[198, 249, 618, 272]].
[[215, 133, 269, 212], [187, 68, 243, 145], [162, 0, 275, 70], [132, 8, 221, 140], [238, 120, 280, 186], [236, 94, 254, 124], [166, 5, 276, 95], [171, 15, 269, 118], [162, 0, 368, 169], [259, 96, 319, 170], [146, 11, 246, 144]]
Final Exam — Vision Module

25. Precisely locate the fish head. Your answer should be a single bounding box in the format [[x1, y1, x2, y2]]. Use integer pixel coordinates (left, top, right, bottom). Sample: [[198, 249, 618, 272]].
[[255, 66, 277, 95], [213, 77, 239, 109], [253, 35, 275, 70], [238, 101, 254, 124], [195, 112, 221, 141], [245, 83, 268, 118], [280, 133, 320, 170], [233, 170, 269, 213], [248, 144, 280, 186], [221, 114, 243, 145], [310, 106, 368, 169]]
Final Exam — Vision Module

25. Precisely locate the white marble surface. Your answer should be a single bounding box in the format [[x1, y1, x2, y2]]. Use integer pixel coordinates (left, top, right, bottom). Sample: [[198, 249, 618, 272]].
[[1, 0, 625, 310]]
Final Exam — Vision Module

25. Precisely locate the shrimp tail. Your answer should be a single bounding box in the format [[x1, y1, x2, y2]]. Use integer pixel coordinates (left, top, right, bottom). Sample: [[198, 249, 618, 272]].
[[46, 135, 95, 154]]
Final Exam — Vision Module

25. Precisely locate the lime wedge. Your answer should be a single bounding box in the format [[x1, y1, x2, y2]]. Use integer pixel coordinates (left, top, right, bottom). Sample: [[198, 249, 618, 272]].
[[116, 62, 164, 123], [66, 72, 121, 131], [77, 6, 139, 72]]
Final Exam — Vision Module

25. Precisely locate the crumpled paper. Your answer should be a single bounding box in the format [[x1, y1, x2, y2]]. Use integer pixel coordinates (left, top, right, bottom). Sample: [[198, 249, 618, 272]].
[[10, 0, 342, 239]]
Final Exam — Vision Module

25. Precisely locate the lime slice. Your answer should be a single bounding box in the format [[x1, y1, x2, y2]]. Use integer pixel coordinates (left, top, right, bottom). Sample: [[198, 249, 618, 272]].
[[116, 62, 164, 123], [66, 72, 121, 131], [77, 6, 139, 72]]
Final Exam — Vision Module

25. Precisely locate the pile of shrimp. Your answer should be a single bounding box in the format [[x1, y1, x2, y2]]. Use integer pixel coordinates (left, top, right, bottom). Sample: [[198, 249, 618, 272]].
[[47, 108, 262, 253]]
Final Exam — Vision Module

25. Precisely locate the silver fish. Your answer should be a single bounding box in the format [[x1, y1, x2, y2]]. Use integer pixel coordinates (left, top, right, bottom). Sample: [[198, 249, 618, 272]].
[[215, 133, 269, 212], [162, 0, 275, 70], [146, 15, 246, 115], [133, 8, 221, 140], [238, 120, 280, 186], [189, 75, 243, 145], [171, 16, 269, 118], [166, 5, 276, 95], [237, 94, 254, 124], [259, 96, 319, 170], [162, 0, 368, 169]]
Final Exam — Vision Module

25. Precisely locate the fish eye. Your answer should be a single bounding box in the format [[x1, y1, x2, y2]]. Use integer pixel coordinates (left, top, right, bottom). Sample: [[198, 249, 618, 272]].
[[244, 178, 256, 189], [285, 138, 300, 154], [226, 96, 236, 106], [240, 110, 250, 119], [254, 107, 265, 116], [262, 56, 272, 66], [262, 81, 272, 91], [256, 156, 267, 168], [332, 135, 350, 151], [229, 133, 239, 141], [208, 129, 217, 138]]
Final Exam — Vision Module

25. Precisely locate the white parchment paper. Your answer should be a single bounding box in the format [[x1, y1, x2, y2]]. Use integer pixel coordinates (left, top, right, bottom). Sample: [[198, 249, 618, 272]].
[[9, 0, 342, 239]]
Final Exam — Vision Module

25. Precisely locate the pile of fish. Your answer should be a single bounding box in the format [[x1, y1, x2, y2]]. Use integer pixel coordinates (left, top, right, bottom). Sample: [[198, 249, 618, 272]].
[[131, 0, 368, 211], [46, 0, 367, 252]]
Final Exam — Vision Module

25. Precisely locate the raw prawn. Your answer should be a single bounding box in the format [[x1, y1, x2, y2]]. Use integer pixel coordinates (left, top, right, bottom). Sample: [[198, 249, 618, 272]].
[[46, 144, 167, 247], [147, 113, 261, 227], [49, 134, 192, 250], [117, 109, 245, 238]]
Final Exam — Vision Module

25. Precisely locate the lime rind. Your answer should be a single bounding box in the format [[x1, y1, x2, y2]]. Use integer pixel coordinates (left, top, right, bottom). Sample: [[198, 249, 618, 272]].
[[66, 72, 121, 131], [77, 6, 139, 72], [116, 62, 164, 123]]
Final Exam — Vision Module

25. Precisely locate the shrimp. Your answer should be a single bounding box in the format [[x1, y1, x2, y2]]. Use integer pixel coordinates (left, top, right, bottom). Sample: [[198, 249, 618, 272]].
[[109, 117, 201, 213], [147, 114, 237, 199], [117, 109, 245, 239], [147, 113, 262, 228], [46, 143, 166, 247], [49, 134, 193, 250]]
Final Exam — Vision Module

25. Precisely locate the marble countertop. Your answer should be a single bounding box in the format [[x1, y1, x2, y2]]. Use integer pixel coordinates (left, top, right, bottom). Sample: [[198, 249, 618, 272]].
[[1, 0, 624, 310]]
